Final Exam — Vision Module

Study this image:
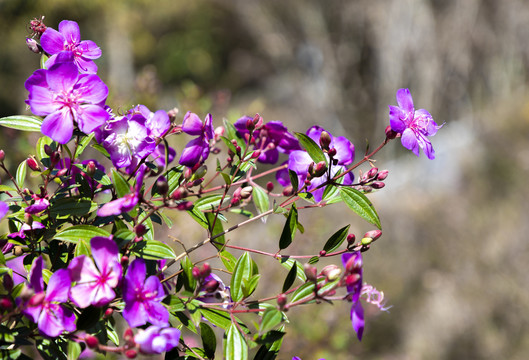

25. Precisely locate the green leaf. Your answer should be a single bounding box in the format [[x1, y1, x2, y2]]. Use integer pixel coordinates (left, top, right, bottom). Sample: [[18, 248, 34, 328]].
[[206, 212, 225, 250], [225, 323, 248, 360], [290, 281, 317, 304], [187, 205, 209, 229], [260, 308, 283, 334], [340, 187, 381, 229], [219, 250, 237, 272], [253, 327, 286, 360], [74, 133, 95, 159], [231, 252, 252, 302], [195, 194, 227, 211], [0, 184, 17, 192], [279, 204, 297, 250], [91, 143, 110, 158], [323, 225, 350, 253], [106, 321, 120, 346], [180, 256, 197, 291], [55, 225, 110, 244], [279, 258, 306, 282], [16, 160, 27, 189], [308, 256, 319, 264], [40, 54, 48, 69], [36, 136, 54, 161], [0, 115, 43, 132], [111, 169, 130, 198], [201, 308, 232, 330], [223, 118, 246, 150], [220, 136, 238, 155], [131, 240, 176, 260], [252, 186, 269, 216], [67, 341, 81, 360], [200, 322, 217, 359], [282, 261, 298, 293], [288, 169, 299, 193], [75, 239, 91, 257], [243, 274, 260, 298], [49, 198, 98, 216], [294, 132, 326, 164]]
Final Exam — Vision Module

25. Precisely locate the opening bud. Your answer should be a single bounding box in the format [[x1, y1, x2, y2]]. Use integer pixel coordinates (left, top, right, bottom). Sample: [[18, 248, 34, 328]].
[[252, 113, 264, 129], [183, 167, 193, 181], [85, 335, 99, 349], [240, 186, 253, 199], [311, 161, 327, 178], [363, 230, 382, 241], [385, 125, 398, 139], [366, 167, 378, 179], [304, 263, 318, 282], [26, 38, 40, 53], [321, 265, 342, 281], [319, 131, 332, 150], [86, 161, 96, 177], [26, 157, 40, 172]]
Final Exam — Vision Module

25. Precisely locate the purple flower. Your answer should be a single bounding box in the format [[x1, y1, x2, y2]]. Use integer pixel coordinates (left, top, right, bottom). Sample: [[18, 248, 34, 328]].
[[97, 164, 146, 217], [197, 273, 231, 307], [41, 20, 102, 74], [0, 201, 8, 221], [277, 126, 355, 202], [69, 236, 122, 308], [21, 257, 76, 337], [25, 197, 50, 214], [389, 88, 443, 160], [152, 143, 176, 168], [101, 114, 156, 173], [132, 105, 171, 138], [342, 252, 364, 340], [134, 326, 181, 354], [8, 221, 45, 240], [25, 61, 110, 144], [122, 258, 169, 327], [179, 112, 213, 167], [5, 255, 27, 286], [234, 117, 301, 164]]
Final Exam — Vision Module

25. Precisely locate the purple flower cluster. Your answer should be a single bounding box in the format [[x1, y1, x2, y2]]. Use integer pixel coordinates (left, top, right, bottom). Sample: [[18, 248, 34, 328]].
[[389, 88, 443, 159], [277, 126, 355, 202], [179, 112, 214, 167]]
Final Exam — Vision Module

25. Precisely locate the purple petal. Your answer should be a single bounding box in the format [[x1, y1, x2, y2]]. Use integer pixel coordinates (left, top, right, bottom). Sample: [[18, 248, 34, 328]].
[[76, 104, 110, 134], [351, 301, 365, 340], [182, 112, 204, 135], [25, 69, 47, 90], [5, 255, 27, 286], [152, 144, 176, 168], [125, 259, 147, 291], [41, 110, 74, 144], [45, 268, 71, 303], [144, 276, 166, 301], [78, 40, 102, 59], [75, 58, 98, 74], [144, 300, 169, 326], [27, 85, 58, 115], [0, 201, 8, 220], [69, 256, 100, 308], [91, 236, 121, 281], [29, 256, 44, 293], [123, 299, 149, 327], [76, 74, 109, 104], [38, 303, 75, 337], [306, 125, 326, 144], [288, 150, 312, 176], [276, 162, 290, 187], [401, 129, 420, 156], [204, 113, 214, 140], [146, 110, 170, 138], [58, 20, 81, 45], [40, 28, 65, 55], [389, 105, 406, 133], [46, 62, 79, 93], [179, 137, 207, 167], [332, 136, 355, 166], [22, 299, 42, 323], [97, 194, 137, 217], [259, 148, 279, 164], [396, 88, 414, 114]]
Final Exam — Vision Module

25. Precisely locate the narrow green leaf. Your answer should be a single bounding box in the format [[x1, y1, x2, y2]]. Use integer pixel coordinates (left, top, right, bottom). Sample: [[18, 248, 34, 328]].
[[219, 250, 237, 272], [187, 205, 209, 229], [278, 258, 306, 282], [290, 282, 317, 304], [323, 225, 350, 253], [180, 256, 197, 291], [288, 169, 299, 193], [279, 204, 297, 250], [0, 184, 17, 192], [308, 256, 319, 264], [111, 169, 130, 198], [49, 198, 98, 217], [294, 132, 326, 164], [340, 187, 381, 229], [282, 261, 298, 293], [0, 115, 42, 132], [206, 212, 225, 250], [16, 160, 27, 189], [253, 186, 269, 216], [74, 133, 95, 159], [200, 322, 217, 359], [201, 308, 232, 330], [55, 225, 110, 244], [91, 144, 110, 158], [253, 326, 286, 360], [220, 136, 238, 154], [260, 308, 283, 334], [131, 240, 176, 260], [231, 252, 252, 302], [36, 136, 54, 162], [221, 172, 232, 186], [223, 118, 246, 150], [106, 321, 120, 346], [195, 194, 227, 211], [225, 323, 248, 360]]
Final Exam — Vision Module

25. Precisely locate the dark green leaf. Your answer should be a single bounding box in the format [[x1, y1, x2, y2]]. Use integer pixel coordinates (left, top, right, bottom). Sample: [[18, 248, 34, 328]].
[[111, 169, 130, 198], [253, 326, 286, 360], [205, 212, 225, 250], [279, 204, 297, 250], [340, 187, 381, 229], [282, 261, 298, 293], [294, 132, 326, 164], [323, 225, 350, 253], [49, 198, 98, 216], [201, 308, 232, 330], [187, 205, 209, 229], [74, 133, 95, 159], [0, 115, 42, 132], [278, 258, 306, 282], [200, 322, 217, 359], [308, 256, 319, 264], [288, 169, 299, 193], [131, 240, 176, 260]]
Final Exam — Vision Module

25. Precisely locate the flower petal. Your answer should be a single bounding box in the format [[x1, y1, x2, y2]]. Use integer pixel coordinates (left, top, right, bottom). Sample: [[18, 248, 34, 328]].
[[401, 128, 420, 156], [389, 105, 406, 133], [78, 40, 102, 59], [58, 20, 81, 45], [351, 301, 365, 341], [45, 269, 71, 303], [182, 112, 204, 135], [46, 62, 79, 93], [76, 104, 110, 134], [40, 28, 65, 55], [41, 109, 74, 144], [396, 88, 414, 114]]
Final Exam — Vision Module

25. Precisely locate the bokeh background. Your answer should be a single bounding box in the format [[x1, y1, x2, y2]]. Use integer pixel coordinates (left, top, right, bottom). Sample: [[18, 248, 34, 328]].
[[2, 0, 529, 359]]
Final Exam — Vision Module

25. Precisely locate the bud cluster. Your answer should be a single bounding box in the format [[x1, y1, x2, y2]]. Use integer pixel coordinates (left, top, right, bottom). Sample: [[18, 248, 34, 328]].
[[357, 167, 389, 192]]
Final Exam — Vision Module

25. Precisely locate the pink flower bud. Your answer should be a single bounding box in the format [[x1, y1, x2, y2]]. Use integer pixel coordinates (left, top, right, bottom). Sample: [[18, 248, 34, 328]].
[[246, 118, 255, 132], [26, 157, 40, 172], [56, 168, 68, 177], [371, 181, 385, 189], [0, 296, 13, 310], [214, 126, 225, 139], [177, 201, 194, 211], [123, 328, 135, 342], [184, 167, 193, 181], [347, 234, 356, 245], [366, 167, 378, 179], [203, 279, 219, 292], [319, 131, 332, 150], [85, 335, 99, 349], [125, 349, 137, 359], [104, 308, 114, 318], [172, 187, 188, 200], [192, 266, 201, 279], [253, 113, 263, 129], [328, 147, 337, 157], [121, 256, 129, 267], [321, 265, 342, 281], [0, 150, 4, 162], [345, 273, 361, 287], [86, 161, 96, 177], [304, 263, 318, 282], [319, 250, 326, 257], [376, 170, 389, 180], [277, 293, 287, 308], [282, 186, 293, 196], [202, 263, 211, 277], [363, 230, 382, 241], [251, 150, 261, 159], [311, 161, 327, 178], [266, 182, 274, 192]]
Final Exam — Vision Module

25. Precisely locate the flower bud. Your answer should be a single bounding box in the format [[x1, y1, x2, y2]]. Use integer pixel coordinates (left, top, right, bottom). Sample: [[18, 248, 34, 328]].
[[28, 292, 46, 307], [194, 165, 207, 179], [51, 151, 60, 165], [56, 168, 68, 177], [156, 176, 169, 195], [124, 328, 135, 342], [385, 125, 398, 139], [319, 131, 332, 150], [86, 161, 96, 177], [172, 187, 188, 200], [361, 237, 372, 246], [246, 118, 255, 132], [282, 186, 293, 196], [43, 144, 53, 156], [327, 147, 337, 157], [311, 161, 327, 178], [27, 157, 40, 172], [104, 308, 114, 318], [277, 293, 287, 308], [120, 256, 129, 267], [214, 126, 225, 140], [3, 274, 13, 292], [184, 167, 193, 181], [134, 224, 147, 237], [371, 181, 385, 189], [203, 279, 219, 293], [366, 167, 378, 179], [26, 38, 40, 53], [347, 234, 356, 245], [266, 182, 274, 192], [240, 186, 253, 199], [377, 169, 389, 180], [85, 335, 99, 349], [0, 150, 4, 162], [363, 230, 382, 241], [345, 273, 361, 287], [125, 349, 137, 359], [192, 266, 201, 279], [304, 263, 318, 282], [177, 201, 194, 211], [202, 263, 211, 277], [252, 113, 263, 129], [251, 150, 261, 159], [319, 250, 326, 257], [0, 296, 13, 310], [321, 265, 342, 281]]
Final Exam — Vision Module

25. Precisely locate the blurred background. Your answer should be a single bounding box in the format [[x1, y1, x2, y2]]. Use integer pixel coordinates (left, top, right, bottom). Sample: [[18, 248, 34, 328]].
[[2, 0, 529, 359]]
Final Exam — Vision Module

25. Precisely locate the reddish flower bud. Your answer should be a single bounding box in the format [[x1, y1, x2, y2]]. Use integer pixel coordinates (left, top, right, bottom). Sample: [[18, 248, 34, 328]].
[[28, 292, 46, 307], [120, 256, 129, 267], [184, 167, 193, 181], [266, 182, 274, 192], [277, 293, 287, 308], [27, 157, 40, 171], [319, 131, 332, 150], [168, 107, 179, 120], [304, 179, 311, 186], [177, 201, 194, 211], [0, 296, 13, 310], [86, 161, 96, 177], [156, 176, 169, 195], [104, 308, 114, 318], [85, 335, 99, 349], [134, 224, 147, 236], [345, 273, 361, 287], [371, 181, 385, 189], [56, 168, 68, 177], [202, 263, 211, 277], [246, 118, 255, 132], [0, 150, 4, 162], [385, 125, 398, 139], [319, 250, 326, 257], [125, 349, 137, 359], [252, 113, 264, 129], [251, 150, 261, 159], [311, 161, 327, 178], [376, 169, 389, 180], [3, 274, 13, 292], [44, 144, 53, 156], [192, 266, 201, 279], [304, 263, 318, 282], [282, 186, 293, 196], [347, 234, 356, 245], [171, 187, 188, 200], [123, 328, 135, 342], [363, 230, 382, 241], [366, 167, 378, 179], [327, 147, 337, 157], [203, 279, 219, 293]]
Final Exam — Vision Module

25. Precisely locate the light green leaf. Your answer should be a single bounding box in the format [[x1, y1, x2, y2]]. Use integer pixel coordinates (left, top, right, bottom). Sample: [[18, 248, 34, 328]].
[[16, 160, 27, 189], [74, 133, 95, 159], [55, 225, 110, 244], [225, 323, 248, 360], [260, 308, 283, 335], [111, 169, 130, 198], [294, 132, 326, 164], [253, 186, 269, 216], [231, 252, 252, 302], [131, 240, 176, 260], [0, 115, 43, 132], [340, 187, 381, 229]]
